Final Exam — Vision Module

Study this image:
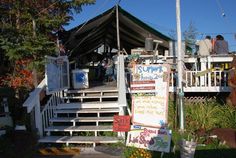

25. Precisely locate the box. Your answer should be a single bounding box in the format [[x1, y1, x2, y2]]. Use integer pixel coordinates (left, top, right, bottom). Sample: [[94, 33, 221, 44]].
[[72, 69, 89, 89]]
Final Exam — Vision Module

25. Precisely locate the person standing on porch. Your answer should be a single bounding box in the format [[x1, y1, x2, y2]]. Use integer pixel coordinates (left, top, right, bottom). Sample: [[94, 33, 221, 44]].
[[226, 55, 236, 107], [214, 35, 229, 55], [195, 36, 212, 86], [196, 35, 212, 57]]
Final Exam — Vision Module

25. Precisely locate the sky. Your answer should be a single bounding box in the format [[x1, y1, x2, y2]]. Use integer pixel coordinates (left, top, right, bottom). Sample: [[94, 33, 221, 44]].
[[64, 0, 236, 51]]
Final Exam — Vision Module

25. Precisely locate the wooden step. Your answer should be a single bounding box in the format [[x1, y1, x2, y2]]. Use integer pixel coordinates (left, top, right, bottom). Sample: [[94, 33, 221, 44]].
[[50, 117, 114, 123], [39, 136, 122, 144], [62, 95, 118, 99], [45, 125, 113, 132], [56, 101, 119, 109], [65, 89, 118, 94], [54, 108, 120, 114]]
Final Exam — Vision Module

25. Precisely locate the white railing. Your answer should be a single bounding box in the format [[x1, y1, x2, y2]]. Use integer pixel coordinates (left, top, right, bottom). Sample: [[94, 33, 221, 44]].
[[41, 91, 62, 134], [23, 79, 46, 137], [23, 78, 63, 137], [117, 53, 129, 115]]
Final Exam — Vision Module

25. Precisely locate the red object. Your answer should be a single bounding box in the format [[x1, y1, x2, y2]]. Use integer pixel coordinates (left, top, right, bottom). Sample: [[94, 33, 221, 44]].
[[113, 115, 131, 132]]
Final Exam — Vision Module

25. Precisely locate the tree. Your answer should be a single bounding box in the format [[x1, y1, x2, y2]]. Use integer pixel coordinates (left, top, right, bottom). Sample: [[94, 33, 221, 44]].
[[183, 21, 198, 55], [0, 0, 95, 89]]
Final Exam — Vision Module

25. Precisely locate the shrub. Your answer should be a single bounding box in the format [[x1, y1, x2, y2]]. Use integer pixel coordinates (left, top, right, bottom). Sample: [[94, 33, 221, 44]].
[[217, 105, 236, 128], [185, 101, 221, 131]]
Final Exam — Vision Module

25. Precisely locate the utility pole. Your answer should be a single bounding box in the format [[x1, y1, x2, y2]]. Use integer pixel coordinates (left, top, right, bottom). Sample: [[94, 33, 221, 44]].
[[176, 0, 184, 131]]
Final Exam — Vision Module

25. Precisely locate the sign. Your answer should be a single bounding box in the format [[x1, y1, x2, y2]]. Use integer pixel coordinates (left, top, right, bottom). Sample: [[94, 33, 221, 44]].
[[131, 64, 170, 128], [132, 94, 168, 128], [126, 126, 171, 153], [130, 64, 169, 93], [113, 115, 131, 132]]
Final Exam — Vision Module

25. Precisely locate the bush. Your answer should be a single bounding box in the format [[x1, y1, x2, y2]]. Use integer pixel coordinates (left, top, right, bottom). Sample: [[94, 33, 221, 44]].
[[217, 105, 236, 128]]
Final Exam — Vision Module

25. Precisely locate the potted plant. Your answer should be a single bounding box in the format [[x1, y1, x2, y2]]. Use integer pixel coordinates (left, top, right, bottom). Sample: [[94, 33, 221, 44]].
[[179, 132, 198, 158]]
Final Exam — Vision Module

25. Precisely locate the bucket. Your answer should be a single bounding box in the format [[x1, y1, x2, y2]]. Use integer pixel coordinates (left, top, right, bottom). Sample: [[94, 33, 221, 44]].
[[179, 139, 197, 158]]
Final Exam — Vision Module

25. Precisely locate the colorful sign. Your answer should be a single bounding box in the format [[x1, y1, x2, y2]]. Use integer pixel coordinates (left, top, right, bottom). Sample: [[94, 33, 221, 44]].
[[126, 126, 172, 153], [113, 115, 131, 132], [130, 64, 169, 93], [131, 64, 170, 128]]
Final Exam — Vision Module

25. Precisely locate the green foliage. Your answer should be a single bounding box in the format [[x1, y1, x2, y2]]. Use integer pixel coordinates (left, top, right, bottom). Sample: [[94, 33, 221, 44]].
[[0, 0, 95, 70], [185, 101, 220, 131], [168, 99, 177, 129], [183, 100, 236, 132], [217, 105, 236, 128]]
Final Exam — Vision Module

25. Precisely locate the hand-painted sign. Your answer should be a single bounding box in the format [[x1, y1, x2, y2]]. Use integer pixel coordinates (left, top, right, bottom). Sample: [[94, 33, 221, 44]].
[[132, 94, 168, 128], [130, 64, 169, 94], [126, 126, 172, 153], [131, 64, 170, 128], [113, 115, 131, 132]]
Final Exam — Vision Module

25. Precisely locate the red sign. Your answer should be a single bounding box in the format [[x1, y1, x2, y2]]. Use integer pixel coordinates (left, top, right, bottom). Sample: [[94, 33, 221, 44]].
[[113, 115, 131, 132]]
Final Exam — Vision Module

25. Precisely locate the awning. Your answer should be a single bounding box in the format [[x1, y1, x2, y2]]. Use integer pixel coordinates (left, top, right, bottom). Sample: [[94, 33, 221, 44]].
[[60, 6, 172, 59]]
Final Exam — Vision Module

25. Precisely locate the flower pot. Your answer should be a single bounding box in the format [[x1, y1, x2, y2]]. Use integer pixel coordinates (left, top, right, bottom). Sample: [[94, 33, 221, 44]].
[[179, 139, 197, 158]]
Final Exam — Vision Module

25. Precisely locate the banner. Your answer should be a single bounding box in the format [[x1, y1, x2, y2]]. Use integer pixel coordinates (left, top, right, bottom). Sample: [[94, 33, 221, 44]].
[[126, 126, 171, 153]]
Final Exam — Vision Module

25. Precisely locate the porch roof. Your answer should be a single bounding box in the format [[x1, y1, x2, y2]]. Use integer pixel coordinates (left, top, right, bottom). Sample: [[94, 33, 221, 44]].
[[60, 6, 172, 59]]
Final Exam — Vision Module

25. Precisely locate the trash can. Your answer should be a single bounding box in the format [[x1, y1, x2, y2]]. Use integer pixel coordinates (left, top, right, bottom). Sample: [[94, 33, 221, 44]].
[[179, 139, 197, 158], [72, 69, 89, 89]]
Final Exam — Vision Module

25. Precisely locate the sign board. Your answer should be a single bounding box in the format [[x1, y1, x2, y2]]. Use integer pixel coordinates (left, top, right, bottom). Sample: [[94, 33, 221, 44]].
[[45, 56, 70, 94], [126, 126, 172, 153], [131, 64, 170, 127], [113, 115, 131, 132], [130, 64, 170, 93], [132, 94, 168, 128]]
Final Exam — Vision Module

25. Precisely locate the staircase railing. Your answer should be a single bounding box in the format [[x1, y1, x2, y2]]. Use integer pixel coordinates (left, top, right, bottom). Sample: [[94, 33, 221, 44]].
[[41, 91, 62, 135], [117, 53, 129, 116], [23, 78, 63, 137]]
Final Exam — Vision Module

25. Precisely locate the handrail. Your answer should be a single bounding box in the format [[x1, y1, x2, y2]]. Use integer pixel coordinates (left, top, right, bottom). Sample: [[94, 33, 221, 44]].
[[22, 78, 63, 137], [23, 78, 46, 113], [41, 91, 62, 134], [117, 53, 129, 115]]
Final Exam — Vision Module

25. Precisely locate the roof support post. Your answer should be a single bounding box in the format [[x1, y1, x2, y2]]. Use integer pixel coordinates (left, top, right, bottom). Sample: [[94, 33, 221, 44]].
[[116, 5, 121, 52]]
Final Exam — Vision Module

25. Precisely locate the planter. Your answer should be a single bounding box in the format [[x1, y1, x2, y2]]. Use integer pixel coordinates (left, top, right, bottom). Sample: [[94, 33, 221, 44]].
[[179, 139, 197, 158]]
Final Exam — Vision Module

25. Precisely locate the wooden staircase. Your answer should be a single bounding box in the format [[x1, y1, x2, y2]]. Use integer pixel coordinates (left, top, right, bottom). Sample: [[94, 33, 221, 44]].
[[38, 88, 123, 147]]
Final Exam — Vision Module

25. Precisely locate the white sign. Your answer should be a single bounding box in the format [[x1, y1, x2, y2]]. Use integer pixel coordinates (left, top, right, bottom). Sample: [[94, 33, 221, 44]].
[[132, 95, 168, 128], [126, 126, 172, 153], [131, 64, 170, 127]]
